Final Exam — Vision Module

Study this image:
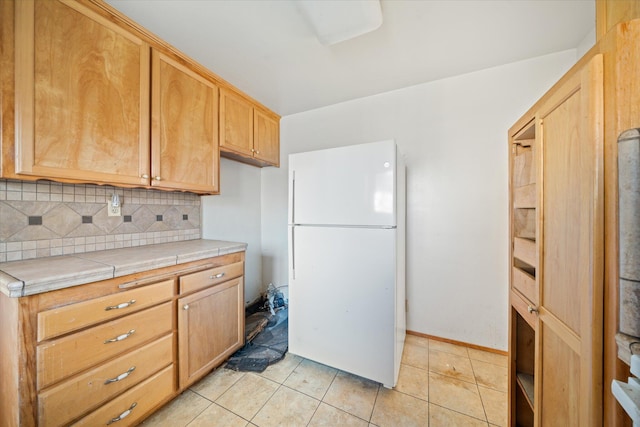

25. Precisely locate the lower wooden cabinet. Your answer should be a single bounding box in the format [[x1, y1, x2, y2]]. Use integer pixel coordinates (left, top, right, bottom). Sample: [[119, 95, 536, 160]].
[[0, 251, 245, 426], [178, 276, 244, 388]]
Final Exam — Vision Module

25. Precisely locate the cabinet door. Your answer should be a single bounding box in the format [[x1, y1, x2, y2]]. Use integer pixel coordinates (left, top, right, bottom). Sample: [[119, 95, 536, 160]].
[[14, 0, 150, 186], [254, 109, 280, 166], [151, 51, 219, 193], [219, 88, 254, 157], [537, 54, 603, 426], [177, 277, 244, 388]]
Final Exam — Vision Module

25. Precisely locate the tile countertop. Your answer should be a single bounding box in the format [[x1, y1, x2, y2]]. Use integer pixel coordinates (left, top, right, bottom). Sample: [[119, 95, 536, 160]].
[[0, 239, 247, 298]]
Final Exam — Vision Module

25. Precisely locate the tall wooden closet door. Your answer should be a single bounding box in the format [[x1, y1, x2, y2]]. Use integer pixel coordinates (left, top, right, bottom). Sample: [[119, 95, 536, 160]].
[[537, 54, 604, 426]]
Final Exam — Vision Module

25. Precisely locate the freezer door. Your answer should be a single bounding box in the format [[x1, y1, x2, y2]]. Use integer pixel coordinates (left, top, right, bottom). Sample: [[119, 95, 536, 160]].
[[288, 226, 397, 387], [289, 140, 396, 227]]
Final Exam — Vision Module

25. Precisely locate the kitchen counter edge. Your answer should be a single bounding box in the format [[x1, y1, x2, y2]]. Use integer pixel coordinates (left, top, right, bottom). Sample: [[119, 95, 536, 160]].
[[0, 239, 247, 298]]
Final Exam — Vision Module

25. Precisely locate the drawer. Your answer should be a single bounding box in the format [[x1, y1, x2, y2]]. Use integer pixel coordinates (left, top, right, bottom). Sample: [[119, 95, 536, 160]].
[[73, 364, 175, 427], [512, 149, 535, 187], [180, 261, 244, 294], [513, 183, 536, 208], [38, 334, 173, 427], [510, 289, 537, 329], [513, 237, 536, 268], [37, 302, 173, 390], [38, 279, 174, 342], [512, 266, 537, 305]]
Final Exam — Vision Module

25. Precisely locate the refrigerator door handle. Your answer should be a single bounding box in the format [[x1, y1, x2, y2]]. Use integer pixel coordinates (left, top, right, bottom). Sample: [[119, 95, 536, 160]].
[[290, 227, 296, 280], [289, 170, 296, 224]]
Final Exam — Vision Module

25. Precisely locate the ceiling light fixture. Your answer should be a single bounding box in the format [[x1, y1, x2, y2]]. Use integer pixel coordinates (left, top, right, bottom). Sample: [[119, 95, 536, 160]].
[[296, 0, 383, 46]]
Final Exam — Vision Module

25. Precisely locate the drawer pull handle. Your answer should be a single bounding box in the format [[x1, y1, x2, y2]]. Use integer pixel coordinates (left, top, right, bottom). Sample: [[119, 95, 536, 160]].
[[104, 329, 136, 344], [105, 300, 136, 311], [106, 402, 137, 425], [527, 305, 539, 315], [104, 366, 136, 384], [183, 304, 189, 310], [210, 272, 225, 279]]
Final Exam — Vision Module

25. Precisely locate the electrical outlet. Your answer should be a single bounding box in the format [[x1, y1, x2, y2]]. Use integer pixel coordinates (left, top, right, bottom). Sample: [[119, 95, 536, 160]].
[[108, 204, 121, 217]]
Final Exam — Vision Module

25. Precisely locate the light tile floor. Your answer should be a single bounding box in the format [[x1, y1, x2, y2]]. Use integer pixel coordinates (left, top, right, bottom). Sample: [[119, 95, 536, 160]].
[[143, 335, 508, 426]]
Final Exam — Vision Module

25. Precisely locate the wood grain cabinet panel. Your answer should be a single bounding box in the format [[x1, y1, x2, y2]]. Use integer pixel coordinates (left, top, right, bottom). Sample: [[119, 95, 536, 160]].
[[73, 364, 175, 427], [178, 277, 244, 388], [38, 334, 173, 427], [14, 0, 150, 186], [37, 302, 173, 390], [254, 109, 280, 166], [508, 54, 604, 427], [151, 51, 219, 193], [220, 88, 254, 157], [220, 87, 280, 167], [37, 279, 174, 342]]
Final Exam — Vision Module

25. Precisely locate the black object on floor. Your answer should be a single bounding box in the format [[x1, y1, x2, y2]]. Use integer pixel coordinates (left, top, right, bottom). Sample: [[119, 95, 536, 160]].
[[225, 308, 288, 373]]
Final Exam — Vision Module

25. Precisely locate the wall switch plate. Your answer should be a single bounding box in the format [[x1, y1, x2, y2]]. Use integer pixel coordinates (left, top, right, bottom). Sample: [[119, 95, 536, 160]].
[[108, 204, 121, 217]]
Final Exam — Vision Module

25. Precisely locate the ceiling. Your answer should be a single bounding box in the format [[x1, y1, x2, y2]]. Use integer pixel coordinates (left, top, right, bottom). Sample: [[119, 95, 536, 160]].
[[105, 0, 595, 116]]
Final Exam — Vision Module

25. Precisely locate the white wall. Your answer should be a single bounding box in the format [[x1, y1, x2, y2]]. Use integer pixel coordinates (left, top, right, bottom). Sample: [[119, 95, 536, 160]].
[[201, 158, 263, 305], [260, 50, 578, 350]]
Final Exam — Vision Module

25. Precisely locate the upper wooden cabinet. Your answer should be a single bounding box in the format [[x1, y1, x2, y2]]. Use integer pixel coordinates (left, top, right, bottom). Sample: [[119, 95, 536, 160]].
[[14, 0, 151, 187], [220, 88, 280, 167], [3, 0, 280, 191], [151, 51, 219, 193]]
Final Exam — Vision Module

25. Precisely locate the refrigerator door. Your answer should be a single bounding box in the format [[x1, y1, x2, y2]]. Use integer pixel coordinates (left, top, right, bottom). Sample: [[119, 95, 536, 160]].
[[289, 225, 397, 387], [289, 140, 396, 227]]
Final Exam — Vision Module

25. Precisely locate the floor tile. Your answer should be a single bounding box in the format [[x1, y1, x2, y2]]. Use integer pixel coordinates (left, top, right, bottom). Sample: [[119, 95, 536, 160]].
[[308, 402, 369, 426], [395, 363, 428, 401], [215, 373, 279, 420], [284, 358, 338, 400], [429, 339, 469, 357], [257, 352, 303, 384], [479, 385, 507, 426], [401, 341, 429, 370], [190, 367, 245, 402], [405, 334, 429, 349], [142, 389, 210, 426], [429, 371, 485, 420], [429, 403, 488, 427], [187, 403, 249, 427], [468, 348, 508, 367], [251, 386, 319, 427], [429, 348, 476, 383], [323, 371, 379, 420], [370, 388, 429, 427], [471, 359, 508, 392]]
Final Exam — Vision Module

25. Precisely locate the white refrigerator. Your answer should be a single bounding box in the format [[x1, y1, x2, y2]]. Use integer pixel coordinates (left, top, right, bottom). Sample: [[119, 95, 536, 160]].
[[288, 140, 406, 388]]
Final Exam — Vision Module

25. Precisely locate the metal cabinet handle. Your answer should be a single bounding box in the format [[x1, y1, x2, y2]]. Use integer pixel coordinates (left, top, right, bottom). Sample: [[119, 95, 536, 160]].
[[104, 329, 135, 344], [105, 300, 136, 311], [106, 402, 137, 425], [210, 272, 225, 280], [104, 366, 136, 384], [141, 174, 149, 179], [183, 304, 189, 310], [527, 305, 539, 315]]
